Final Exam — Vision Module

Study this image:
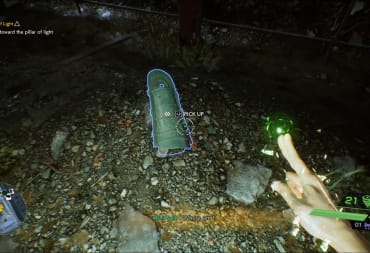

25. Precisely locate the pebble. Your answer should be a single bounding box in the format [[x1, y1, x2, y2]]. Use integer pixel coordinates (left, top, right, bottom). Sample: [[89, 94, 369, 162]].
[[162, 163, 170, 172], [223, 137, 233, 150], [203, 115, 211, 125], [207, 196, 218, 205], [71, 145, 80, 153], [274, 239, 286, 253], [151, 177, 159, 186], [120, 189, 127, 199], [207, 127, 217, 135], [85, 204, 91, 210], [142, 155, 153, 169], [40, 169, 51, 179], [108, 199, 117, 205], [161, 200, 171, 208], [172, 159, 186, 167], [237, 143, 246, 153], [11, 149, 25, 156], [86, 140, 94, 146], [126, 127, 132, 136]]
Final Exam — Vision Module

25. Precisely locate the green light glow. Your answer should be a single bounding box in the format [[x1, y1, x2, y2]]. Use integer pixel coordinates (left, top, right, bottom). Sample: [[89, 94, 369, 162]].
[[265, 116, 294, 139]]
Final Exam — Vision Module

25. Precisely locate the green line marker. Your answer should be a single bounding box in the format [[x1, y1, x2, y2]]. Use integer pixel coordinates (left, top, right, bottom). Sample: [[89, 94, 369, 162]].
[[310, 209, 368, 221]]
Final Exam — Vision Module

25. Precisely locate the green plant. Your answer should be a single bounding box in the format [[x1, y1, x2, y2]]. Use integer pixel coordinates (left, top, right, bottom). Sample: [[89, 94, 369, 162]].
[[325, 166, 366, 190], [139, 22, 221, 71]]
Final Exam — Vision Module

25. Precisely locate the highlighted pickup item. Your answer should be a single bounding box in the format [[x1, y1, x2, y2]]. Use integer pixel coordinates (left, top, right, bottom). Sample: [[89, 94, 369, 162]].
[[310, 209, 368, 221]]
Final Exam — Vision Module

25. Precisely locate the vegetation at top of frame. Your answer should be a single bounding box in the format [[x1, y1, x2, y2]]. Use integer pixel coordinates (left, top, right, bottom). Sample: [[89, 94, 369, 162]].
[[137, 21, 222, 72]]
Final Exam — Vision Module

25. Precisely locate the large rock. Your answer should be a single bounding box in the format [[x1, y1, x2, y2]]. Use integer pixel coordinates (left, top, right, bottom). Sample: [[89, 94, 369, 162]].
[[226, 161, 272, 204], [116, 205, 160, 253]]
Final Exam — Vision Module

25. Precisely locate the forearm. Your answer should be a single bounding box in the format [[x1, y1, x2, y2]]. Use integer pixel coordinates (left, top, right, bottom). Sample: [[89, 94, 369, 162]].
[[330, 229, 370, 253]]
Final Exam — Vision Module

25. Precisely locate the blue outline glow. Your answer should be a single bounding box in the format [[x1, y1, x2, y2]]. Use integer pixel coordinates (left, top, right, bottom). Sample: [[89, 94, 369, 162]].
[[146, 68, 194, 157]]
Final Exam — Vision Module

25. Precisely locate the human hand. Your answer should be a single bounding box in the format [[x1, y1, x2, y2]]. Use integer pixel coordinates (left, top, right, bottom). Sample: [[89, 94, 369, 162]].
[[271, 134, 370, 252]]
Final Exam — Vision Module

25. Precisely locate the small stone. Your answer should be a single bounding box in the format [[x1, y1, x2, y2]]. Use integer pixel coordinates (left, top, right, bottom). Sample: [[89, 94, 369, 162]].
[[86, 140, 94, 146], [34, 226, 43, 233], [207, 196, 218, 205], [51, 131, 68, 160], [274, 239, 286, 253], [109, 199, 117, 205], [85, 204, 91, 210], [151, 177, 159, 186], [223, 137, 233, 150], [235, 102, 241, 107], [18, 149, 25, 156], [142, 155, 153, 169], [161, 200, 171, 208], [220, 175, 226, 181], [189, 82, 197, 88], [162, 163, 170, 171], [207, 127, 217, 135], [71, 145, 80, 153], [238, 143, 246, 153], [90, 131, 96, 139], [120, 189, 127, 199], [172, 159, 186, 167], [40, 169, 51, 179], [92, 145, 99, 151], [219, 196, 226, 204], [203, 116, 211, 125], [126, 127, 132, 136]]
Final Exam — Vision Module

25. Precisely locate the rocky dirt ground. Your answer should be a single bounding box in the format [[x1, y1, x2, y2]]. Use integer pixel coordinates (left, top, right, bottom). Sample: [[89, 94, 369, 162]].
[[0, 2, 369, 253]]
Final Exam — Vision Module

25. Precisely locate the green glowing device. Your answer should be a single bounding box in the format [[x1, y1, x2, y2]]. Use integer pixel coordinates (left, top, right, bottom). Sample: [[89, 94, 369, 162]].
[[265, 116, 294, 139]]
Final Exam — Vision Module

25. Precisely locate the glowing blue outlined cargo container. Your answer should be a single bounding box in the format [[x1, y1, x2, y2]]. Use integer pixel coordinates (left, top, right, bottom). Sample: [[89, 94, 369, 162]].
[[146, 69, 193, 156]]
